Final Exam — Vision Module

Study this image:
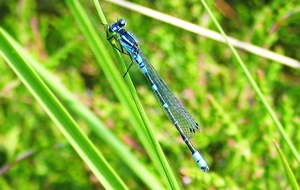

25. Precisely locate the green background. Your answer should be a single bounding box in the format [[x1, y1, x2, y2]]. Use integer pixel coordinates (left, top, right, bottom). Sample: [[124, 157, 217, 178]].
[[0, 0, 299, 189]]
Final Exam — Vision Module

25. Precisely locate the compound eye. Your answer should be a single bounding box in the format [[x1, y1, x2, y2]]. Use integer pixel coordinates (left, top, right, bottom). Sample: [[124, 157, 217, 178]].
[[118, 19, 126, 27], [109, 25, 118, 32]]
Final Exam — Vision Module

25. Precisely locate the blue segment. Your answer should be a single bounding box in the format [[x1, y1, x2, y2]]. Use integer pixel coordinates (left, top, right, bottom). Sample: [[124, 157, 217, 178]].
[[192, 151, 209, 172], [108, 19, 208, 172], [163, 103, 169, 109], [152, 84, 158, 91], [135, 54, 147, 73]]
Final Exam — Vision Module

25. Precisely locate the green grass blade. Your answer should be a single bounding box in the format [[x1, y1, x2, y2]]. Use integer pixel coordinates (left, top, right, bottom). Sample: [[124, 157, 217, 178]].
[[0, 29, 128, 190], [92, 1, 180, 189], [200, 0, 300, 164], [273, 140, 299, 190], [1, 26, 165, 190], [66, 0, 179, 189]]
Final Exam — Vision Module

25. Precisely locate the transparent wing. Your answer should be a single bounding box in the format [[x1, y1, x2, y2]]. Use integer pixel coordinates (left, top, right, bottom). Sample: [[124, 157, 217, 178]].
[[140, 53, 200, 139]]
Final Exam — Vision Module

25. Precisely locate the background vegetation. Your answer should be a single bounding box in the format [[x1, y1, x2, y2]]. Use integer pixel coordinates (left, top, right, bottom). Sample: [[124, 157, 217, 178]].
[[1, 0, 300, 189]]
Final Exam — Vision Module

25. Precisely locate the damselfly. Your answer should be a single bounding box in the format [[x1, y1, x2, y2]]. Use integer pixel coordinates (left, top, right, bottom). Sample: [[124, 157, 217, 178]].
[[107, 19, 209, 172]]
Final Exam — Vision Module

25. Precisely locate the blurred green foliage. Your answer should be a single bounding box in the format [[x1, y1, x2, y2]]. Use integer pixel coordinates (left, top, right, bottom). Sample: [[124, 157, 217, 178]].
[[1, 0, 300, 189]]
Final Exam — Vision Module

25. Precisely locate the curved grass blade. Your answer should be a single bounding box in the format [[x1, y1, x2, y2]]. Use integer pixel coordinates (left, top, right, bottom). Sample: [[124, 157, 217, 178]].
[[200, 0, 300, 164], [66, 0, 180, 189], [0, 28, 128, 190], [273, 140, 299, 190], [3, 28, 165, 189]]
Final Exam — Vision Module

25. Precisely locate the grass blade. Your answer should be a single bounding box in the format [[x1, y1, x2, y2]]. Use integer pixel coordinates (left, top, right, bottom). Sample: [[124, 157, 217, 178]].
[[66, 0, 180, 189], [0, 28, 128, 190], [273, 140, 299, 190], [199, 0, 300, 164]]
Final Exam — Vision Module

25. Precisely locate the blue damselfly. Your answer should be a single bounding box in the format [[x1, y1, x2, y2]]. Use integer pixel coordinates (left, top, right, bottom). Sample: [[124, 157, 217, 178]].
[[107, 19, 209, 172]]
